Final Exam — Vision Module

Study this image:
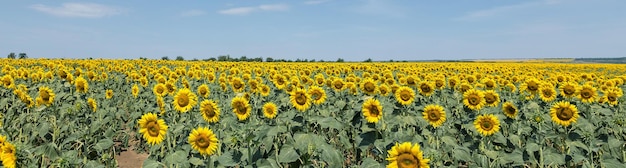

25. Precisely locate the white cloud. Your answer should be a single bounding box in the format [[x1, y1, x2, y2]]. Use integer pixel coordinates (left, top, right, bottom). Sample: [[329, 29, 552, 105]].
[[305, 0, 331, 5], [30, 3, 123, 18], [353, 0, 406, 18], [218, 4, 289, 15], [456, 0, 560, 21], [180, 10, 206, 17]]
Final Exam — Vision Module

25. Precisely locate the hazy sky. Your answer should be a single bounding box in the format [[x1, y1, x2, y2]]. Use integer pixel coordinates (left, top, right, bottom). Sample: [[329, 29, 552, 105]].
[[1, 0, 625, 61]]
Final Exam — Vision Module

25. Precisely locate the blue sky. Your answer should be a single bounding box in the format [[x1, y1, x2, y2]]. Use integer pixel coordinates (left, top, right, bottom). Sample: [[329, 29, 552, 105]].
[[1, 0, 625, 61]]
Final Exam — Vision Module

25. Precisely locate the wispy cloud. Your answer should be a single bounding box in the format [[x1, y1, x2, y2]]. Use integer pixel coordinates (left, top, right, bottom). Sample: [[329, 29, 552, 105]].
[[353, 0, 406, 18], [30, 3, 123, 18], [304, 0, 331, 5], [455, 0, 560, 21], [218, 4, 289, 15], [180, 10, 206, 17]]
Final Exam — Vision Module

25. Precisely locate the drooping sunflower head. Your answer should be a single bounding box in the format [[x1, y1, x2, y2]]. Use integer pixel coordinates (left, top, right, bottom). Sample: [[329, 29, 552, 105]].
[[131, 83, 140, 98], [386, 142, 430, 168], [36, 86, 56, 106], [263, 102, 278, 119], [199, 100, 220, 123], [290, 88, 311, 112], [308, 86, 327, 105], [395, 86, 415, 106], [105, 89, 113, 99], [550, 101, 579, 127], [604, 87, 623, 106], [173, 88, 198, 113], [474, 114, 501, 136], [75, 76, 89, 93], [502, 102, 518, 119], [138, 113, 168, 145], [87, 97, 97, 112], [188, 127, 219, 156], [422, 104, 446, 128], [483, 90, 500, 107], [360, 78, 379, 95], [578, 84, 597, 103], [362, 98, 383, 123], [1, 75, 14, 89], [417, 81, 435, 97], [197, 84, 210, 98], [231, 96, 251, 121], [463, 89, 485, 111]]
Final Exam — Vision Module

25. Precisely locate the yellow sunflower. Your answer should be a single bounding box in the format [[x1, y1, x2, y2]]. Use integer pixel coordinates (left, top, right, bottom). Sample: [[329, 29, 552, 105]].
[[520, 78, 540, 95], [603, 87, 623, 106], [331, 78, 345, 92], [578, 84, 597, 103], [105, 89, 113, 99], [483, 90, 500, 107], [132, 83, 140, 98], [36, 86, 55, 106], [386, 142, 430, 168], [232, 96, 251, 121], [458, 83, 472, 93], [230, 77, 245, 93], [362, 98, 383, 123], [199, 100, 220, 123], [1, 75, 14, 89], [360, 78, 379, 95], [197, 84, 210, 98], [550, 101, 579, 127], [463, 89, 485, 111], [539, 84, 557, 102], [474, 114, 500, 136], [1, 142, 16, 168], [502, 102, 518, 119], [395, 86, 415, 106], [263, 102, 278, 119], [422, 104, 446, 128], [559, 82, 578, 98], [153, 83, 167, 97], [308, 86, 327, 105], [74, 76, 89, 93], [379, 84, 391, 96], [259, 84, 271, 97], [87, 97, 97, 112], [188, 127, 219, 156], [165, 81, 177, 95], [156, 96, 166, 115], [290, 88, 311, 112], [173, 88, 198, 113], [138, 113, 168, 145], [417, 81, 435, 97]]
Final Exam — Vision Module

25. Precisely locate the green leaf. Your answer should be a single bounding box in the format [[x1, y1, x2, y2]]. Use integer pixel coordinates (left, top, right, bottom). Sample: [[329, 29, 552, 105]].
[[335, 100, 346, 109], [278, 146, 299, 163], [526, 143, 540, 153], [189, 157, 205, 166], [484, 150, 499, 159], [35, 105, 47, 112], [608, 137, 622, 149], [317, 117, 344, 130], [545, 152, 565, 166], [601, 159, 624, 168], [320, 144, 343, 167], [39, 122, 50, 139], [164, 150, 189, 165], [142, 159, 162, 168], [217, 152, 238, 166], [453, 148, 472, 161], [94, 139, 114, 151], [441, 136, 457, 147], [360, 157, 381, 168]]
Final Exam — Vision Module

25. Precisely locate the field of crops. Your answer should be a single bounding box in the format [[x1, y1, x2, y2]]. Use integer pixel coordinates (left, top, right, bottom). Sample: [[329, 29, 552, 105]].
[[1, 59, 625, 167]]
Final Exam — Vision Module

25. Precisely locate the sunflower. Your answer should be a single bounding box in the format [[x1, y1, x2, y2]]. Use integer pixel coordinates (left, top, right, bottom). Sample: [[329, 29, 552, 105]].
[[417, 81, 435, 97], [483, 90, 500, 107], [188, 127, 219, 156], [603, 87, 623, 106], [259, 84, 271, 97], [434, 78, 445, 90], [379, 84, 391, 96], [578, 84, 597, 103], [482, 78, 497, 90], [230, 77, 245, 93], [520, 78, 540, 95], [290, 88, 312, 112], [539, 84, 557, 102], [395, 86, 415, 106], [131, 83, 140, 98], [331, 78, 345, 92], [173, 88, 198, 113], [139, 77, 149, 87], [386, 142, 430, 168], [360, 78, 379, 95], [197, 84, 210, 98], [199, 100, 220, 123], [502, 102, 518, 119], [550, 101, 579, 127], [463, 89, 485, 111], [1, 142, 16, 168], [308, 86, 327, 105], [165, 81, 177, 95], [263, 102, 278, 119], [156, 96, 166, 115], [87, 97, 97, 112], [362, 98, 383, 123], [1, 75, 14, 89], [138, 113, 168, 145], [74, 76, 89, 93], [105, 89, 113, 99], [422, 104, 446, 128], [153, 83, 167, 97], [559, 82, 578, 98], [474, 114, 501, 136], [36, 86, 55, 106], [458, 83, 472, 93], [232, 96, 251, 121]]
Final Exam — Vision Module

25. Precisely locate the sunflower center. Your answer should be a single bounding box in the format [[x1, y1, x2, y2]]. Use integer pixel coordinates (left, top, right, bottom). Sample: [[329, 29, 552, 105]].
[[486, 82, 494, 88], [41, 91, 50, 101], [195, 134, 211, 148], [368, 105, 380, 116], [528, 82, 538, 91], [436, 80, 444, 88], [199, 88, 207, 95], [468, 95, 480, 105], [420, 84, 431, 93], [334, 82, 343, 90], [581, 89, 592, 99], [147, 121, 160, 137], [481, 120, 493, 130], [311, 91, 321, 101], [235, 102, 247, 114], [396, 153, 419, 168], [563, 86, 575, 95], [542, 89, 553, 97], [407, 78, 416, 85], [277, 78, 285, 85], [608, 94, 617, 102], [400, 90, 412, 101], [233, 82, 243, 89], [557, 107, 573, 120], [177, 94, 189, 107], [364, 82, 376, 92], [295, 92, 307, 105], [203, 106, 215, 117], [505, 105, 516, 115], [484, 94, 496, 104], [428, 110, 440, 121]]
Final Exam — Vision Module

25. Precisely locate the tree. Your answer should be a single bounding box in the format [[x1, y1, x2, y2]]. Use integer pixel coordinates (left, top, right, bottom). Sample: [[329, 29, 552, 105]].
[[176, 56, 185, 61], [7, 52, 16, 59], [162, 56, 170, 60], [18, 53, 28, 59], [337, 58, 344, 62], [364, 58, 372, 62], [266, 57, 274, 62]]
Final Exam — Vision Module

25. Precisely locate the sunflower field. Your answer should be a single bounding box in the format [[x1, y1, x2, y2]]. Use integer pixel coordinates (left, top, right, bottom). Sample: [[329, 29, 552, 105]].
[[1, 58, 626, 167]]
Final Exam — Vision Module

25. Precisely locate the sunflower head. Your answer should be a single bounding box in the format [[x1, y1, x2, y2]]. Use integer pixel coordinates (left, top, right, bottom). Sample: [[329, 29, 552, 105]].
[[87, 97, 97, 112], [36, 86, 56, 106], [75, 76, 89, 93], [231, 96, 251, 121], [578, 84, 597, 103], [362, 98, 383, 123], [259, 84, 271, 97], [263, 102, 278, 119], [138, 113, 168, 145], [395, 86, 415, 106], [379, 84, 391, 96], [360, 78, 379, 95], [188, 127, 219, 156], [173, 88, 198, 113], [199, 100, 220, 123], [197, 84, 210, 98], [604, 87, 623, 106], [308, 86, 327, 105], [463, 89, 485, 111], [386, 142, 430, 168], [474, 114, 501, 136], [1, 142, 16, 168], [550, 101, 579, 127], [290, 88, 311, 112], [502, 102, 518, 119], [131, 84, 140, 98], [105, 89, 113, 99], [417, 81, 435, 97], [483, 90, 500, 107], [560, 82, 578, 98], [422, 104, 446, 128]]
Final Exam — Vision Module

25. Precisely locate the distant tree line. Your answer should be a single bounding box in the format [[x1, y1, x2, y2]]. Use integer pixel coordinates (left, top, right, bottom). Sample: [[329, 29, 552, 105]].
[[6, 52, 28, 59], [157, 55, 357, 62]]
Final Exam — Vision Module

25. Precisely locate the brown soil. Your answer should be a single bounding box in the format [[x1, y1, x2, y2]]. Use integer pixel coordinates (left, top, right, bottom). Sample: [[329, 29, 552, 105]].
[[116, 148, 148, 168]]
